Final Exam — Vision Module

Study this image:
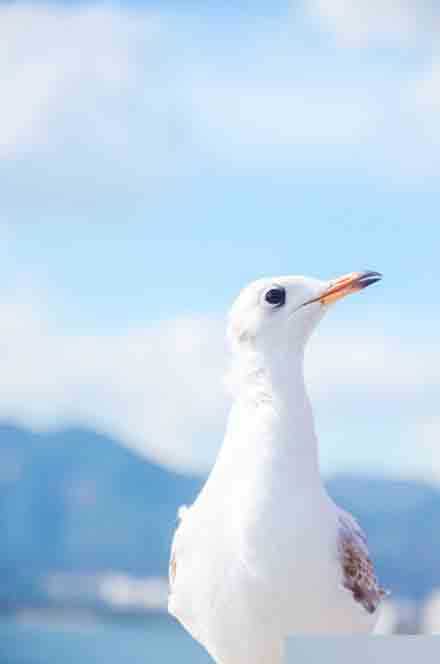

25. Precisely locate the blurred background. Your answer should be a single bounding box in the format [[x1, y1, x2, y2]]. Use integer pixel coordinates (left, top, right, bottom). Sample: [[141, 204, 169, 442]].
[[1, 0, 440, 661]]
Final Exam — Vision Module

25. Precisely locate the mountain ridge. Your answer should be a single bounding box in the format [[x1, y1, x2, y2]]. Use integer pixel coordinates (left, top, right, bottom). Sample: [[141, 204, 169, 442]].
[[0, 424, 437, 603]]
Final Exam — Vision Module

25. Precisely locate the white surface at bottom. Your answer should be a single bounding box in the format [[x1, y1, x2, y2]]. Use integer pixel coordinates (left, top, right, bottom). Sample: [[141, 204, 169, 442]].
[[286, 636, 439, 663]]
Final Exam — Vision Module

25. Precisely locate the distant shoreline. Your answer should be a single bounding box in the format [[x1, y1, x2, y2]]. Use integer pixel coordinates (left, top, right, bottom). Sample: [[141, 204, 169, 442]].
[[0, 605, 168, 626]]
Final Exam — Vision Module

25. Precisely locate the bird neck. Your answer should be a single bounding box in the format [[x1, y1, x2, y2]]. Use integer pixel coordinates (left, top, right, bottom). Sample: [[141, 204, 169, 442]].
[[226, 348, 322, 488]]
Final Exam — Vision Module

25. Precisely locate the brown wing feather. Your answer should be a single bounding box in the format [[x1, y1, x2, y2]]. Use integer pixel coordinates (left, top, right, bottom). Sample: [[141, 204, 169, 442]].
[[338, 509, 387, 614]]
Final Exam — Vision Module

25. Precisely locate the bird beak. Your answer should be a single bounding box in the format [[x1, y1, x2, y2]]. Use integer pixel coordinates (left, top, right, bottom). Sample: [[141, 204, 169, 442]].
[[303, 271, 382, 307]]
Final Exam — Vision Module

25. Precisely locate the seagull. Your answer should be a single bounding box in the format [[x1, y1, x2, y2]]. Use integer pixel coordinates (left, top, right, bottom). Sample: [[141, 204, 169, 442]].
[[169, 271, 385, 663]]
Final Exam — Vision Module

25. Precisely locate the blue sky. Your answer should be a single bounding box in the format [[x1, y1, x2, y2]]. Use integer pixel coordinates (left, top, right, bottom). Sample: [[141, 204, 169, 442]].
[[1, 1, 440, 482]]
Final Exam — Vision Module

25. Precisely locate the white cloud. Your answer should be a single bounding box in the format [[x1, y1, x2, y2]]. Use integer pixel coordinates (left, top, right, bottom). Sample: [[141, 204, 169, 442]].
[[0, 294, 228, 472], [412, 61, 440, 137], [190, 82, 383, 164], [307, 329, 440, 482], [403, 417, 440, 484], [0, 290, 438, 482], [0, 5, 156, 157], [1, 4, 378, 171], [0, 0, 437, 189], [1, 3, 440, 194], [307, 331, 439, 398], [308, 0, 439, 46]]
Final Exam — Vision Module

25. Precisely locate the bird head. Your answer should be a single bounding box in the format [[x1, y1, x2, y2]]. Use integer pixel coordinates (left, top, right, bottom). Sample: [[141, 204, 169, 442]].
[[227, 271, 382, 359]]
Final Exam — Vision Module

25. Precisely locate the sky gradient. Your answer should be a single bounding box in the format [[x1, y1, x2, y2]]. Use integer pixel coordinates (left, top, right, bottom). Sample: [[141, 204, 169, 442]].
[[1, 1, 440, 482]]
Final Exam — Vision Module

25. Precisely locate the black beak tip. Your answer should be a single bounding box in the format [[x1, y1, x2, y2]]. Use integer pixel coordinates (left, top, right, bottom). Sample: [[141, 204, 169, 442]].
[[359, 270, 383, 288]]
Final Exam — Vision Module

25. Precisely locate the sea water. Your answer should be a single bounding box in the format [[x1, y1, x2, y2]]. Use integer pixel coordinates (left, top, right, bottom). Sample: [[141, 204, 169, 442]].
[[1, 613, 438, 664], [0, 613, 210, 664]]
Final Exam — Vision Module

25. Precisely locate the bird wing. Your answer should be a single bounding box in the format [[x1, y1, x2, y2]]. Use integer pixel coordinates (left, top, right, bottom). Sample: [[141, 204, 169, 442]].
[[169, 546, 177, 590], [337, 508, 386, 614], [169, 505, 188, 594]]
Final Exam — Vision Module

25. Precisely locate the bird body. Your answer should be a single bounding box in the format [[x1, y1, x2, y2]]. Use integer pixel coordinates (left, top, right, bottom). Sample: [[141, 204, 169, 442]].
[[169, 272, 384, 663]]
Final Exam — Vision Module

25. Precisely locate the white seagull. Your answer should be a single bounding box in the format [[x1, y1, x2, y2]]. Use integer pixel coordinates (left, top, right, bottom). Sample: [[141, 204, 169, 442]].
[[169, 271, 385, 663]]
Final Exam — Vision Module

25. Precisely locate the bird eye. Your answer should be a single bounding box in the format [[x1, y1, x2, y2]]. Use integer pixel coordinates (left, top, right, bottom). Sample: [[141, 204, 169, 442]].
[[264, 286, 286, 308]]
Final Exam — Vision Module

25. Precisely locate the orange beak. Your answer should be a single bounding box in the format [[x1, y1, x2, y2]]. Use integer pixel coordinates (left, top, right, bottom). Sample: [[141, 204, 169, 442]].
[[304, 271, 382, 307]]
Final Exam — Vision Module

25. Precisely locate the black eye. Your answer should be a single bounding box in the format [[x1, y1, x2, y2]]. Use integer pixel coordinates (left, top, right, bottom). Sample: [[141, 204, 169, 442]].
[[264, 287, 286, 307]]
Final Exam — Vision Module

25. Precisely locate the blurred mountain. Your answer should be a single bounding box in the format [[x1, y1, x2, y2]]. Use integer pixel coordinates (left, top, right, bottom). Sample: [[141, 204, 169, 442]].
[[0, 424, 438, 605], [0, 425, 201, 607]]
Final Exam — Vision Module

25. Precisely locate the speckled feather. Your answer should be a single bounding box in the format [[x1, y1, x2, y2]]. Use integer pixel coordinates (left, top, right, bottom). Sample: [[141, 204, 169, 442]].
[[338, 508, 387, 614]]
